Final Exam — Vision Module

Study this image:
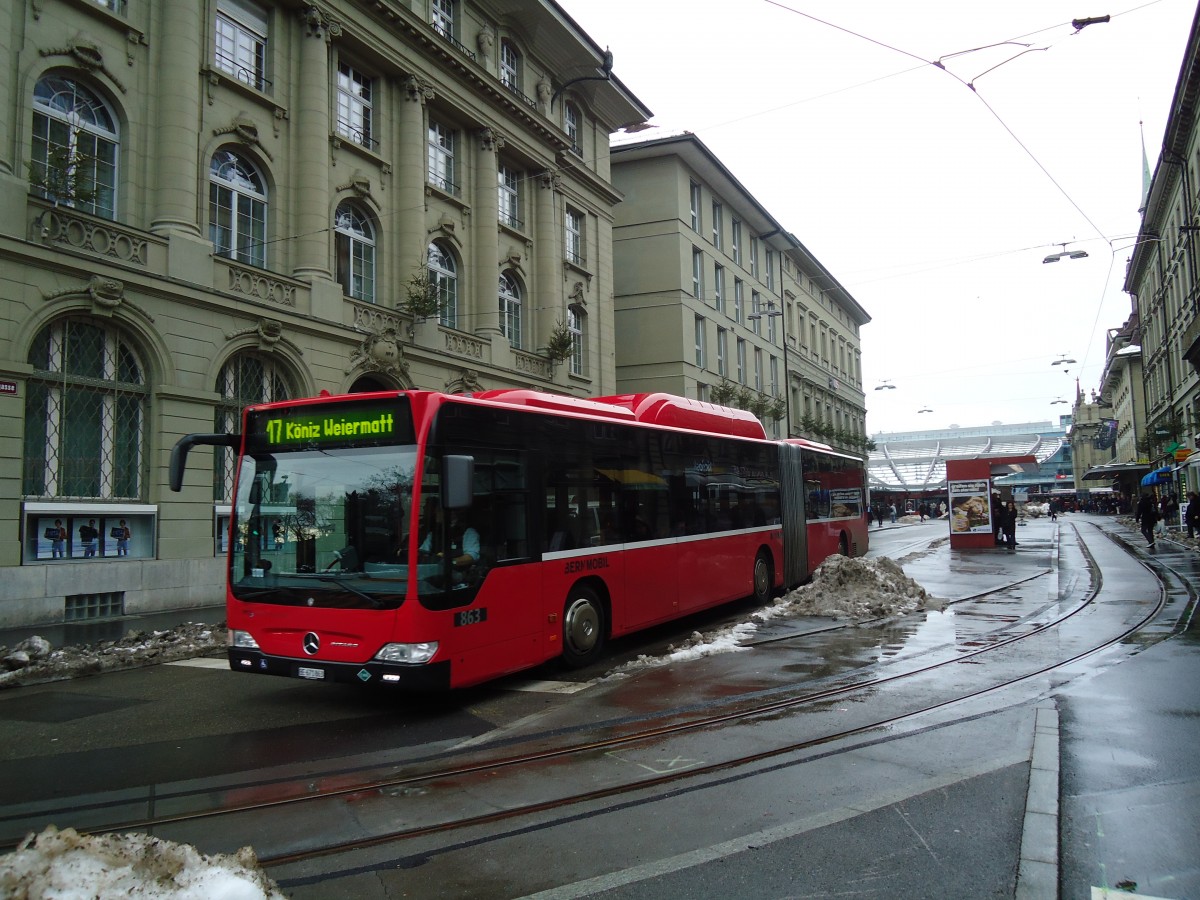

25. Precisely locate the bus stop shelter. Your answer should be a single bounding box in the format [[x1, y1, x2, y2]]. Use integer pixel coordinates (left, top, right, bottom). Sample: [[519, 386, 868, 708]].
[[946, 455, 1036, 550]]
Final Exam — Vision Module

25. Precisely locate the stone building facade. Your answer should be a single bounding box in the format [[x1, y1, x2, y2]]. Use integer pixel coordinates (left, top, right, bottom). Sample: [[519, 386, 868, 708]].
[[610, 134, 869, 448], [0, 0, 648, 626], [1126, 2, 1200, 474]]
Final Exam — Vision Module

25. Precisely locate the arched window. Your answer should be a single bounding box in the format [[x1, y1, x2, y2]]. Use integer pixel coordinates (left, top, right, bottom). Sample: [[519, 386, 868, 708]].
[[334, 202, 376, 303], [567, 306, 584, 376], [31, 75, 118, 219], [209, 150, 267, 268], [428, 241, 458, 329], [24, 318, 146, 499], [213, 353, 292, 500], [498, 272, 522, 349]]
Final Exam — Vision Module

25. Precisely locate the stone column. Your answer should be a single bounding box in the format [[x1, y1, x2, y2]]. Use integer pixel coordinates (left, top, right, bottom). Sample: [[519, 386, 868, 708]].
[[535, 169, 562, 353], [292, 6, 336, 281], [397, 77, 432, 280], [150, 3, 204, 236], [472, 128, 502, 337]]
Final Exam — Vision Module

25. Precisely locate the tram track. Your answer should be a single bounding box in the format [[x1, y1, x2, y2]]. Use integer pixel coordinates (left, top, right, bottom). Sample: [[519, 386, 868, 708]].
[[1, 521, 1176, 874]]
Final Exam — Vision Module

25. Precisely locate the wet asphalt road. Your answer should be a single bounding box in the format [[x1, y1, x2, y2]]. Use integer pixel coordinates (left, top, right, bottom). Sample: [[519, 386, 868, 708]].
[[0, 514, 1197, 899]]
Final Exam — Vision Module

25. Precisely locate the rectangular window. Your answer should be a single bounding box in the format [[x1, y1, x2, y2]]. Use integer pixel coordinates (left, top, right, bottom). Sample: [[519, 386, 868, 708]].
[[692, 248, 704, 299], [695, 316, 706, 368], [711, 200, 723, 250], [767, 307, 777, 344], [498, 164, 521, 229], [717, 327, 728, 377], [734, 278, 744, 323], [214, 0, 269, 91], [713, 264, 725, 314], [754, 348, 763, 391], [431, 0, 454, 37], [564, 104, 582, 157], [731, 219, 741, 265], [751, 290, 761, 334], [770, 357, 779, 396], [736, 339, 746, 385], [427, 119, 457, 194], [336, 61, 374, 149], [565, 207, 585, 266], [749, 236, 759, 278], [500, 41, 519, 89], [765, 250, 775, 291], [689, 181, 701, 232]]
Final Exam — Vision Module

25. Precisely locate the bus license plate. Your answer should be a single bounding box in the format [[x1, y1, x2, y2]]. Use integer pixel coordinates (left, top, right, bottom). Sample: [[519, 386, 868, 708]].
[[297, 666, 325, 680]]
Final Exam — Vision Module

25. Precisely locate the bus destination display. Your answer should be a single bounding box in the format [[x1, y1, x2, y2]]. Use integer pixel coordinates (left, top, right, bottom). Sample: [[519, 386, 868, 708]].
[[250, 403, 409, 449]]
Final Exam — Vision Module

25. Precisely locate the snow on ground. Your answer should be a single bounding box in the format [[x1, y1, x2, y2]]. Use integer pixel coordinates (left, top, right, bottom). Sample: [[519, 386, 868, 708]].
[[1, 556, 944, 892], [610, 554, 941, 674], [0, 623, 226, 689], [0, 826, 286, 900]]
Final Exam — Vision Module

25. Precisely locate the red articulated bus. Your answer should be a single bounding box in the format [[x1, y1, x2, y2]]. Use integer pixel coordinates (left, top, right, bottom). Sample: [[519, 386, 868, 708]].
[[170, 389, 867, 690]]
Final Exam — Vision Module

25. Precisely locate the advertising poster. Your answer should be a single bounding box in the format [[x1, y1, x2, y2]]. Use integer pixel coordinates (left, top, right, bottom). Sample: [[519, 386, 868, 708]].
[[949, 480, 992, 534]]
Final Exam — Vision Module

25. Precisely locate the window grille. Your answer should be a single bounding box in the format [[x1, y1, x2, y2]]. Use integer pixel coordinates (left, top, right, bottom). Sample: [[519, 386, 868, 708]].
[[24, 319, 146, 500], [65, 591, 124, 621], [213, 353, 291, 501]]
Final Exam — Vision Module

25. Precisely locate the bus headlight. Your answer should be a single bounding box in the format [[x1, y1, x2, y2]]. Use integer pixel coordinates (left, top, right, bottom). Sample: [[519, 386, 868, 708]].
[[375, 642, 439, 665], [229, 630, 260, 650]]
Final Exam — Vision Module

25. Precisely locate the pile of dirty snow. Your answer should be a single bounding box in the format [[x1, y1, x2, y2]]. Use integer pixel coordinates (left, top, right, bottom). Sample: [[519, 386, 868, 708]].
[[761, 554, 940, 621], [0, 826, 286, 899], [0, 623, 226, 689], [610, 556, 940, 675]]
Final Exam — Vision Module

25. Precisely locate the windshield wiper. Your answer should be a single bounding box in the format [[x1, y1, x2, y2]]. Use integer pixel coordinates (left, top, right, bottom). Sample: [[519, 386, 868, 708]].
[[316, 573, 384, 608]]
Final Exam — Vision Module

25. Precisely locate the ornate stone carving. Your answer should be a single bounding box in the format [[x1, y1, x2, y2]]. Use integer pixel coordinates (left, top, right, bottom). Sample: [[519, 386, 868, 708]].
[[302, 5, 342, 40], [223, 262, 296, 306], [569, 281, 587, 306], [444, 331, 485, 359], [536, 77, 552, 113], [514, 350, 552, 379], [336, 170, 377, 208], [43, 275, 153, 321], [354, 306, 402, 335], [38, 208, 149, 266], [405, 75, 434, 104], [224, 318, 302, 355], [348, 326, 408, 379], [214, 114, 274, 161], [476, 26, 495, 65], [539, 169, 562, 191], [445, 368, 483, 394], [479, 127, 506, 153], [40, 38, 126, 93]]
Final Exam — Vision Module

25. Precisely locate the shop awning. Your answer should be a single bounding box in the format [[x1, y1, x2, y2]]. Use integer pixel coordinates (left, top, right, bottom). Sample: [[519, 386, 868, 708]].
[[1140, 466, 1174, 486], [1083, 462, 1151, 481]]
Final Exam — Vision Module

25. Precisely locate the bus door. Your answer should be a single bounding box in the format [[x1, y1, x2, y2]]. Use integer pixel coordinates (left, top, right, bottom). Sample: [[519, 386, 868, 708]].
[[778, 442, 808, 587]]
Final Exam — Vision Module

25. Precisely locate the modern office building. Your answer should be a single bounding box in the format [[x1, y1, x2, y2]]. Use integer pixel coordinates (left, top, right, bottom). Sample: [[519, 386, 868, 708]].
[[610, 134, 870, 449], [0, 0, 649, 626]]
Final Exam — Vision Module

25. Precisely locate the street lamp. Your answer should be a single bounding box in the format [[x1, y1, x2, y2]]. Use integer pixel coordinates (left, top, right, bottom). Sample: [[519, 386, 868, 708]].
[[1050, 398, 1068, 405], [1043, 244, 1088, 264], [874, 380, 896, 391], [917, 406, 932, 414], [748, 299, 783, 322]]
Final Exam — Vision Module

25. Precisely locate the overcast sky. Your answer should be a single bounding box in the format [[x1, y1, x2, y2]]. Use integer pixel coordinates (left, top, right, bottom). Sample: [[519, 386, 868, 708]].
[[565, 0, 1194, 435]]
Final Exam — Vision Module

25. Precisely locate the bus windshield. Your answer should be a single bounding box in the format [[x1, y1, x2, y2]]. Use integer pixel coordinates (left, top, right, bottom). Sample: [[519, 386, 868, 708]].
[[230, 445, 419, 609]]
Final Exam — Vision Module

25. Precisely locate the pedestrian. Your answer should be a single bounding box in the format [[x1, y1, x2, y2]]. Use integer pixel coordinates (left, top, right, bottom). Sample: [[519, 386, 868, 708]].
[[1002, 500, 1018, 551], [1137, 493, 1159, 550], [79, 518, 98, 558], [1049, 500, 1058, 522], [888, 502, 896, 524], [272, 519, 284, 551], [115, 519, 131, 556], [49, 518, 66, 558], [1186, 492, 1200, 539], [992, 494, 1004, 546]]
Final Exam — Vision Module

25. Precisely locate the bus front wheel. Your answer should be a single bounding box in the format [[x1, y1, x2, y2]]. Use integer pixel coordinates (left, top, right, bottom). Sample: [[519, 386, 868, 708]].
[[752, 552, 772, 605], [562, 585, 605, 668]]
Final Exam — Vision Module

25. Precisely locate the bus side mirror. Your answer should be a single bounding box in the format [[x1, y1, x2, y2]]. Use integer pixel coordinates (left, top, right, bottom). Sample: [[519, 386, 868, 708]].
[[169, 433, 240, 492], [442, 455, 475, 509]]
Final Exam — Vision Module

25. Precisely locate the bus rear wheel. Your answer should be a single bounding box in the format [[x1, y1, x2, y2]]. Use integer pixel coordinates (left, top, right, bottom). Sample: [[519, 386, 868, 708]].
[[752, 552, 772, 605], [562, 585, 605, 668], [839, 534, 850, 556]]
